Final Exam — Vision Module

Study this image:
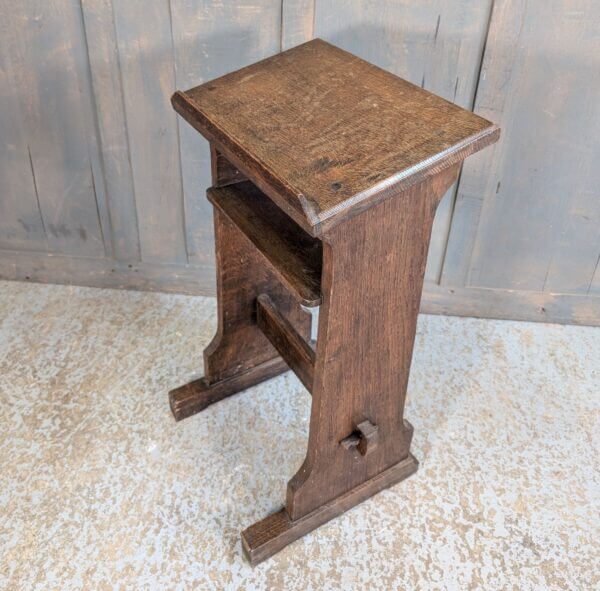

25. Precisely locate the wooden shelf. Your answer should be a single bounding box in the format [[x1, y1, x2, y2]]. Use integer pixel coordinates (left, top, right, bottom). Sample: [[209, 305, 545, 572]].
[[208, 181, 322, 306]]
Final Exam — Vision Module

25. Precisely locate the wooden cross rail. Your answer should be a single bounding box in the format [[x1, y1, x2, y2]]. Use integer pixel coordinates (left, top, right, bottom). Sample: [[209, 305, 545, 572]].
[[256, 293, 315, 391], [168, 38, 499, 565]]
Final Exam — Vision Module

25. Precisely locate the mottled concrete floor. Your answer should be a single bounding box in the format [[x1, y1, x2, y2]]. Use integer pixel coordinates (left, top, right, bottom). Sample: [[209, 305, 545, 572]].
[[0, 281, 598, 590]]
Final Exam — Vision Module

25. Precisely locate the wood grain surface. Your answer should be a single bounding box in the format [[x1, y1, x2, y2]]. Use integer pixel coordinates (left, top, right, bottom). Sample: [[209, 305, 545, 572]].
[[256, 293, 316, 391], [285, 163, 462, 522], [242, 453, 418, 566], [313, 0, 494, 281], [173, 39, 498, 234], [169, 50, 483, 559]]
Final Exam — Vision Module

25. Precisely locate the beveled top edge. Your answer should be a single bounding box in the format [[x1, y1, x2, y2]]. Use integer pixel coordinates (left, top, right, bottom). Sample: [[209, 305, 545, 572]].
[[172, 39, 500, 235], [172, 89, 315, 231], [316, 124, 501, 232]]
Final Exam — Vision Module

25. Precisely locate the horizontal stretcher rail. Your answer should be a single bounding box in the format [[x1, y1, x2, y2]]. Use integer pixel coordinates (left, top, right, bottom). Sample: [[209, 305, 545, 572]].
[[256, 294, 315, 392]]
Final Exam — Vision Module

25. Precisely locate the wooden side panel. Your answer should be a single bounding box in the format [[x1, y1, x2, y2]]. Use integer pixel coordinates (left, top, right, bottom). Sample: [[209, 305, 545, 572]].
[[443, 0, 600, 296], [313, 0, 493, 283], [81, 0, 141, 262], [112, 0, 187, 264], [2, 0, 107, 257], [169, 0, 282, 265], [287, 164, 460, 520]]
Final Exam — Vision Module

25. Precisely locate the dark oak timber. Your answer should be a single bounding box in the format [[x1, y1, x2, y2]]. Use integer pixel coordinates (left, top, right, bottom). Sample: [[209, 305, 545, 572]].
[[169, 38, 499, 564], [242, 452, 418, 566], [256, 293, 316, 391], [210, 145, 245, 187], [169, 357, 289, 421], [286, 162, 460, 520], [172, 39, 499, 236], [167, 154, 312, 418], [208, 182, 322, 307]]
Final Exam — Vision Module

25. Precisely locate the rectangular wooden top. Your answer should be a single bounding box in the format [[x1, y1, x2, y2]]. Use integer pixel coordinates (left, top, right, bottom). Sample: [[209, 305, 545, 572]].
[[173, 39, 499, 236]]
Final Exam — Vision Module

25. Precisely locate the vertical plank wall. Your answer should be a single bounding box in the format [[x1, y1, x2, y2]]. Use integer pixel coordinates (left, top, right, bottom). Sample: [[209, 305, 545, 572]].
[[430, 0, 600, 325], [0, 0, 599, 327]]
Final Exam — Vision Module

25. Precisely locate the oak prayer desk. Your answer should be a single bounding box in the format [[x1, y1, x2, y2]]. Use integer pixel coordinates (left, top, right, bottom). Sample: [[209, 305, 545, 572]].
[[169, 39, 499, 565]]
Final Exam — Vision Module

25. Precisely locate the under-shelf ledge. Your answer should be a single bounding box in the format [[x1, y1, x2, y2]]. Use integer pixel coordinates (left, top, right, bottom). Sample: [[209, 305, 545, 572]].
[[208, 181, 322, 307]]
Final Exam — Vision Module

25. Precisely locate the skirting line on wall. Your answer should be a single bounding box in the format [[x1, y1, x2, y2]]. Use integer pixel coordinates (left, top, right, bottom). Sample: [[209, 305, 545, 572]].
[[1, 249, 599, 328], [0, 249, 214, 297]]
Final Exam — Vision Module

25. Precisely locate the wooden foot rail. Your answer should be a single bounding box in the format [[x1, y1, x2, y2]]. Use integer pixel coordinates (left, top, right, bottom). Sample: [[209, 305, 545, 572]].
[[241, 452, 418, 566], [168, 357, 289, 421]]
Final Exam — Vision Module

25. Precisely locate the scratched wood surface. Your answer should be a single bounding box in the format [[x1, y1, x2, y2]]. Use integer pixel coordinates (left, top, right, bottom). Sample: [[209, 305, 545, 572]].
[[208, 181, 322, 306], [1, 0, 599, 326], [173, 39, 497, 234]]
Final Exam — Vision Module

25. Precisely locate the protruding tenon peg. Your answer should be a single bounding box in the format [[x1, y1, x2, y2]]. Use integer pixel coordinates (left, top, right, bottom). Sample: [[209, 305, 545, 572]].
[[340, 419, 379, 456]]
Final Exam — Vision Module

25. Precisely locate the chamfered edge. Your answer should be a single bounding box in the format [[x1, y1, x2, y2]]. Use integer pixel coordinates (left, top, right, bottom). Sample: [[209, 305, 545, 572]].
[[316, 124, 501, 233], [171, 89, 318, 235], [171, 90, 500, 238]]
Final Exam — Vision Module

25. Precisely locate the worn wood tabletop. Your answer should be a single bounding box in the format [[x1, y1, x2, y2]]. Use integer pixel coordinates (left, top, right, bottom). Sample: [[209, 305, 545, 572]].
[[172, 38, 498, 235]]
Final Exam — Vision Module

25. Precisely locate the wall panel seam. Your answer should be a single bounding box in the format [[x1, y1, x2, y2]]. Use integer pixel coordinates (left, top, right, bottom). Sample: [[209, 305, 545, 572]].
[[110, 0, 142, 262], [438, 0, 496, 286], [27, 145, 49, 248], [77, 0, 114, 259], [167, 0, 190, 264]]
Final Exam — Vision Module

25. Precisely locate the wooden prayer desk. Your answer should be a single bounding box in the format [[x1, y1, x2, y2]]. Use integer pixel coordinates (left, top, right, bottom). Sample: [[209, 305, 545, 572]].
[[169, 39, 499, 565]]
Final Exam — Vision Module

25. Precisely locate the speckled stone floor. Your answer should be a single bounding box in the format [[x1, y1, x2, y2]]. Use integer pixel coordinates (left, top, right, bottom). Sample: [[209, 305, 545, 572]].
[[0, 280, 598, 590]]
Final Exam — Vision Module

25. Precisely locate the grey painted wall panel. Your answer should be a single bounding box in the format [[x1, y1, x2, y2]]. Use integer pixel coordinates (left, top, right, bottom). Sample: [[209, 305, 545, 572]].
[[590, 262, 600, 296], [0, 32, 47, 252], [282, 0, 315, 50], [1, 0, 599, 327], [170, 0, 282, 266], [81, 0, 141, 262], [440, 0, 527, 288], [112, 0, 187, 264], [443, 0, 600, 298], [2, 1, 106, 257], [468, 1, 600, 293]]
